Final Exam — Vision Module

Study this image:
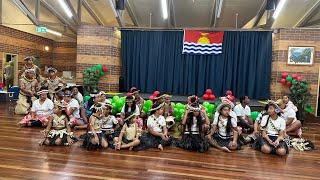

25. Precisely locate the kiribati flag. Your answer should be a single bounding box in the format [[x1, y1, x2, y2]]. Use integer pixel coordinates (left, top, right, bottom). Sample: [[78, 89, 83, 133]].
[[182, 30, 224, 55]]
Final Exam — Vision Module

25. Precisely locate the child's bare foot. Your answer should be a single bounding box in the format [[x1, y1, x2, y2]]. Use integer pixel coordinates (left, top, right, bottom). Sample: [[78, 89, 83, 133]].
[[158, 144, 163, 151], [129, 146, 133, 151]]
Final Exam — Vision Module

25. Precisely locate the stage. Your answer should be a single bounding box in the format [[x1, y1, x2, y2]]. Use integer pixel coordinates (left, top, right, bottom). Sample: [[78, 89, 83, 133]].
[[0, 103, 319, 179]]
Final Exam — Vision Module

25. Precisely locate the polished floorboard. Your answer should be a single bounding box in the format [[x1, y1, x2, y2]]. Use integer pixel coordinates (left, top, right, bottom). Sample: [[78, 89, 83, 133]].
[[0, 103, 320, 180]]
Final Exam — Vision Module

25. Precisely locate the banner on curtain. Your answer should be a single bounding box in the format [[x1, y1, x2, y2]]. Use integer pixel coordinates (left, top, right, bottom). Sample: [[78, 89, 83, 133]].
[[182, 30, 224, 55]]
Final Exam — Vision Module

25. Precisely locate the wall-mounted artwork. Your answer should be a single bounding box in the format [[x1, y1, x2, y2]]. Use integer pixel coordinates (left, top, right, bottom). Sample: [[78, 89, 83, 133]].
[[288, 46, 314, 65]]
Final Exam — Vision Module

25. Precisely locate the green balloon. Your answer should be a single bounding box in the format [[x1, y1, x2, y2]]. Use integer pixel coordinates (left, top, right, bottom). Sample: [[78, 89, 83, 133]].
[[286, 75, 293, 82], [84, 95, 90, 102], [95, 64, 102, 70], [203, 101, 210, 107], [176, 103, 183, 109], [100, 71, 104, 77], [250, 111, 259, 121], [112, 96, 120, 102]]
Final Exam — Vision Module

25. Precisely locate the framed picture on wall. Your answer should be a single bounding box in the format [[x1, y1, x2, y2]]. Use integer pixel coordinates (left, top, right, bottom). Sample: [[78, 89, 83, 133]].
[[288, 46, 314, 65]]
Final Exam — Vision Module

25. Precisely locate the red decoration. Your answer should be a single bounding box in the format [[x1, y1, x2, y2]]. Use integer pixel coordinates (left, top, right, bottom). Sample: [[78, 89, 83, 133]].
[[102, 65, 108, 72], [227, 95, 235, 102], [149, 95, 155, 100], [209, 94, 215, 100], [153, 91, 160, 96], [291, 73, 298, 80], [280, 78, 286, 85], [205, 89, 212, 95], [281, 72, 288, 79], [286, 82, 292, 87], [297, 76, 303, 81], [226, 90, 233, 96], [203, 94, 209, 100]]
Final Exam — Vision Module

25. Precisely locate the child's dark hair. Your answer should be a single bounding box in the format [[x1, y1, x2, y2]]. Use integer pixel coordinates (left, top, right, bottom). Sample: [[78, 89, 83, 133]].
[[186, 111, 203, 134], [124, 100, 136, 113], [218, 104, 232, 135], [124, 112, 134, 126], [239, 96, 248, 103], [262, 103, 282, 129]]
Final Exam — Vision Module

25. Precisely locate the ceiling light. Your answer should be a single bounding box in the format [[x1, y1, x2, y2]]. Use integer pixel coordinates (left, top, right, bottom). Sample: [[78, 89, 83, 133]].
[[47, 29, 62, 36], [58, 0, 73, 18], [161, 0, 168, 19], [273, 0, 287, 19]]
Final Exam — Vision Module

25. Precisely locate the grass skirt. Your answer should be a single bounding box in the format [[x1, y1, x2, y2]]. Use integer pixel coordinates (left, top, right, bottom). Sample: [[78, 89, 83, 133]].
[[252, 135, 289, 155], [177, 133, 209, 153], [81, 132, 106, 150], [212, 133, 242, 150], [134, 132, 173, 151]]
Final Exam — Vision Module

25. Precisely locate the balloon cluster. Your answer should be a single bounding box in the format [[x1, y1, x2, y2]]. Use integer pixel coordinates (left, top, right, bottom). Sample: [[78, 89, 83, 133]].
[[149, 91, 160, 100], [172, 103, 186, 122], [202, 89, 216, 100], [142, 100, 153, 114], [250, 111, 259, 121], [225, 90, 235, 102], [279, 72, 303, 87], [110, 96, 125, 114], [202, 101, 215, 119], [83, 64, 108, 95], [304, 104, 314, 113]]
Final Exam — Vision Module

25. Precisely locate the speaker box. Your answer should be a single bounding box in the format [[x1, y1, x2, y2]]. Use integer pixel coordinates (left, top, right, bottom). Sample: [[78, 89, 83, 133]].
[[116, 0, 125, 10]]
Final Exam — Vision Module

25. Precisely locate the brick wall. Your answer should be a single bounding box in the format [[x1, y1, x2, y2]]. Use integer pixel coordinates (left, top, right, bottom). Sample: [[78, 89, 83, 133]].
[[52, 42, 77, 74], [76, 25, 121, 92], [0, 25, 77, 84], [271, 29, 320, 115]]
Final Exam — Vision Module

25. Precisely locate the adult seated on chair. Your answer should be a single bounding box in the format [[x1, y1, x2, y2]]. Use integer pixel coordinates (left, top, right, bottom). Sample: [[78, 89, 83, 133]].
[[19, 87, 54, 127], [233, 96, 254, 133], [15, 69, 39, 115], [276, 99, 302, 138]]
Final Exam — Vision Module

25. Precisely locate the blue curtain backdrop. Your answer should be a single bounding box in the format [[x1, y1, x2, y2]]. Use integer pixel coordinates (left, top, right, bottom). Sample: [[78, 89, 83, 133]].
[[121, 30, 272, 99]]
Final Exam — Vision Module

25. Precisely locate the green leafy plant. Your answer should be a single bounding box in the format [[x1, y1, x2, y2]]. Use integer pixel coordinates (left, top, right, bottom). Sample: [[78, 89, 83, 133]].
[[82, 64, 107, 95], [289, 80, 312, 124]]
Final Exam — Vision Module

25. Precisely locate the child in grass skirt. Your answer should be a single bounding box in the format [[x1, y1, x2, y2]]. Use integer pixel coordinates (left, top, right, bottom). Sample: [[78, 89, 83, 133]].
[[82, 103, 108, 150], [40, 102, 75, 146], [177, 99, 210, 153]]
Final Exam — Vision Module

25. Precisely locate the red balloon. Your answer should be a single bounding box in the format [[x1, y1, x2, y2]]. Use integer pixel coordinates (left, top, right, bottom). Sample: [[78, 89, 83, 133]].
[[205, 89, 212, 95], [280, 78, 286, 85], [297, 76, 303, 81], [203, 94, 209, 100], [287, 82, 292, 87], [102, 65, 108, 72], [149, 95, 155, 100], [228, 95, 235, 102], [226, 90, 233, 96], [209, 94, 215, 100], [153, 91, 160, 96], [291, 73, 298, 80], [281, 72, 288, 79]]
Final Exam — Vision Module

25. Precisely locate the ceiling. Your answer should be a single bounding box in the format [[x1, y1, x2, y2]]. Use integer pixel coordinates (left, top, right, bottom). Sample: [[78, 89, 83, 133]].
[[0, 0, 320, 42]]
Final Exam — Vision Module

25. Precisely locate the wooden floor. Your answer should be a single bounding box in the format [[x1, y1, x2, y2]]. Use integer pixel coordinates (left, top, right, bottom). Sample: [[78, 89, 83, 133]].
[[1, 103, 320, 180]]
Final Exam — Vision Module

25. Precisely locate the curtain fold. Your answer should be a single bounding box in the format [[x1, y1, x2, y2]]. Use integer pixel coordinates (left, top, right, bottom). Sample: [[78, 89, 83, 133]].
[[121, 30, 272, 99]]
